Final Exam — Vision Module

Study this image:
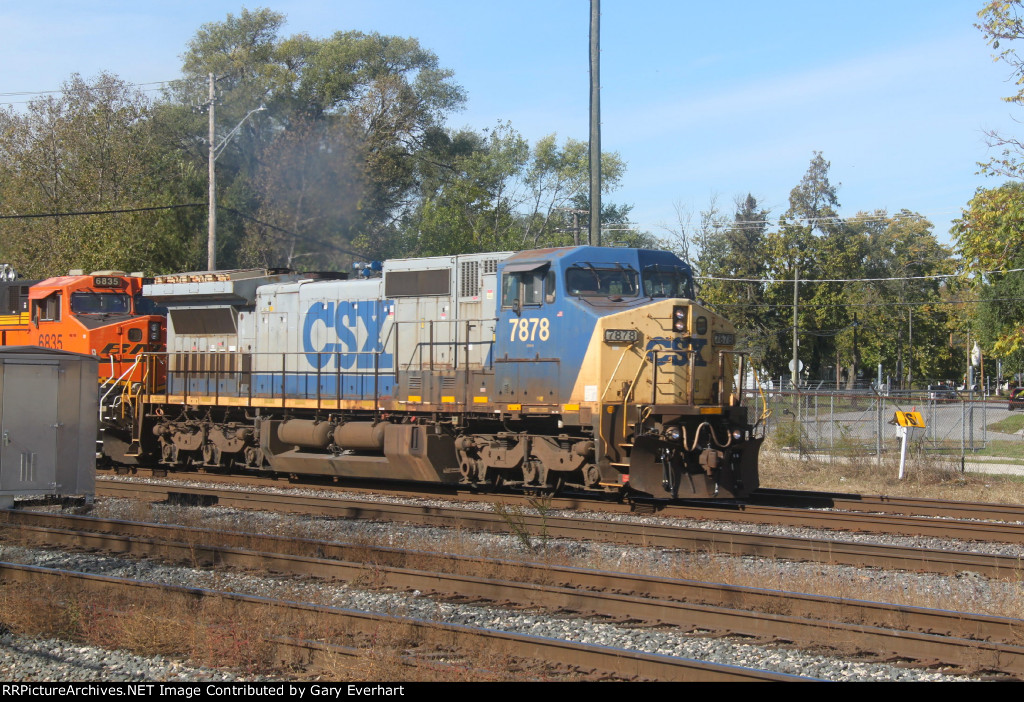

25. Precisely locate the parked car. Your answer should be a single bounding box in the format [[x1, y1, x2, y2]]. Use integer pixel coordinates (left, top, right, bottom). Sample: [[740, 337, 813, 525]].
[[1008, 388, 1024, 411], [928, 384, 958, 400]]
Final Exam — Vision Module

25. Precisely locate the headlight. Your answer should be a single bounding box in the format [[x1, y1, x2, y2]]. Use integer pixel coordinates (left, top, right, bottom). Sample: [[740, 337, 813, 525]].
[[732, 429, 744, 441], [149, 321, 162, 341], [665, 426, 682, 442], [672, 306, 687, 333]]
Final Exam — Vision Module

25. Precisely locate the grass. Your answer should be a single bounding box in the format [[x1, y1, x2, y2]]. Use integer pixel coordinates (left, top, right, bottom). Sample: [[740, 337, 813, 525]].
[[758, 437, 1024, 504], [989, 414, 1024, 434], [0, 574, 535, 682]]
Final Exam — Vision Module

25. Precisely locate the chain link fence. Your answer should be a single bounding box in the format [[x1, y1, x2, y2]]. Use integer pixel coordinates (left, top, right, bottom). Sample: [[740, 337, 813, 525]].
[[750, 389, 1024, 467]]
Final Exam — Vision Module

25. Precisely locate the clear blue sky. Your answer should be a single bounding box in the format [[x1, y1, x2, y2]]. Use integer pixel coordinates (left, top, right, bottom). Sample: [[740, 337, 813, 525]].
[[1, 1, 1017, 244]]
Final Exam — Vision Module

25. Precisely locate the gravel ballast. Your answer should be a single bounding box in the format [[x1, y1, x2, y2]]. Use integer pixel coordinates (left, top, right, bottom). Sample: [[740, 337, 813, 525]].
[[2, 481, 1016, 682]]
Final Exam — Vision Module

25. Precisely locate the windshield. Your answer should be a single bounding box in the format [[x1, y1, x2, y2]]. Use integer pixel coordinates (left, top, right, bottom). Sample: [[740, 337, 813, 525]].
[[642, 265, 695, 299], [565, 265, 639, 299], [71, 292, 131, 315], [134, 294, 166, 316]]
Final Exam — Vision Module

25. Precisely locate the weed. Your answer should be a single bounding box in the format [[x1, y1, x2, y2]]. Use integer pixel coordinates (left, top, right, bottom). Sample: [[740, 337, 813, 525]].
[[491, 495, 553, 554], [491, 502, 535, 552]]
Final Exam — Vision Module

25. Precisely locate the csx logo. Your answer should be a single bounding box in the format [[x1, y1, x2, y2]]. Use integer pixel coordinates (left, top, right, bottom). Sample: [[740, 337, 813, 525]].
[[100, 343, 147, 358], [645, 336, 707, 367], [302, 300, 394, 370]]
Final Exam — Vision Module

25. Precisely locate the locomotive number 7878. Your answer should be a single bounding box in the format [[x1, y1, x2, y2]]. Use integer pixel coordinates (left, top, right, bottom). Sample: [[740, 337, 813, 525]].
[[508, 317, 550, 342]]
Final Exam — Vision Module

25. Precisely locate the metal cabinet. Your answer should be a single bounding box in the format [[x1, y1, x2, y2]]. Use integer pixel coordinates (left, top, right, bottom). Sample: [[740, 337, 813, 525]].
[[0, 347, 97, 507]]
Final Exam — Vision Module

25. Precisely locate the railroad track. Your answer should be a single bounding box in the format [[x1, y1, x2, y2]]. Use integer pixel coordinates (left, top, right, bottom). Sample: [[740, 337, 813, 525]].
[[95, 479, 1024, 578], [0, 549, 799, 681], [110, 471, 1024, 538], [749, 488, 1024, 521], [3, 511, 1019, 678]]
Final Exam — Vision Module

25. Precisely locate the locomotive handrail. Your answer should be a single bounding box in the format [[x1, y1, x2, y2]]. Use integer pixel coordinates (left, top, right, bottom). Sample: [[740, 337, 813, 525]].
[[393, 317, 498, 373], [99, 354, 144, 421], [600, 343, 645, 404], [160, 349, 390, 404], [717, 349, 749, 408]]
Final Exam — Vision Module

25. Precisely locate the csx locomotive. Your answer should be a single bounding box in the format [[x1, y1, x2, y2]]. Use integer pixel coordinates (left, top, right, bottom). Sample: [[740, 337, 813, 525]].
[[129, 246, 762, 499]]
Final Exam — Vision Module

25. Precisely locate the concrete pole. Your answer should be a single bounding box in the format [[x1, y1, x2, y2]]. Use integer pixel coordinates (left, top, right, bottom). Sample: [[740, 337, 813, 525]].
[[589, 0, 601, 247], [207, 72, 217, 272]]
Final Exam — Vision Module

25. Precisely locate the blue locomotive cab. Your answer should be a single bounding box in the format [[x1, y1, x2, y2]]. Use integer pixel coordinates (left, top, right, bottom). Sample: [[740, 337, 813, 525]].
[[495, 246, 760, 499]]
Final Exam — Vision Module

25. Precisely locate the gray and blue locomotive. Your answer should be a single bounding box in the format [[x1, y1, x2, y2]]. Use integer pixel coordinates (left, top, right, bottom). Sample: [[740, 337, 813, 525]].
[[131, 246, 762, 499]]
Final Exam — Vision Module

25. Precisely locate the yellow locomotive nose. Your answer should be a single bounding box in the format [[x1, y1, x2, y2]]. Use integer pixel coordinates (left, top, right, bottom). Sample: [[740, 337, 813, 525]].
[[583, 298, 758, 499]]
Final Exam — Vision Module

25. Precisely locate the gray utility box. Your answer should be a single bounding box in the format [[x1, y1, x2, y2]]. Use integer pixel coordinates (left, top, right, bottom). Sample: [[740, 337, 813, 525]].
[[0, 347, 97, 507]]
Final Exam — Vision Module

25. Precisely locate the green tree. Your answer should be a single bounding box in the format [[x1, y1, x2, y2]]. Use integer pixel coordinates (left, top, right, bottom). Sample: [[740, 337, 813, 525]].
[[399, 123, 633, 256], [694, 194, 774, 366], [953, 182, 1024, 371], [0, 73, 200, 276], [403, 122, 530, 257], [976, 0, 1024, 177], [764, 152, 844, 382], [851, 211, 959, 386], [170, 8, 467, 267]]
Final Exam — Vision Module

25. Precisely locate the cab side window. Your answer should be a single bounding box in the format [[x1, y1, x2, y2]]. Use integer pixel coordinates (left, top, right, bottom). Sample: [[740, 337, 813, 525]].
[[502, 268, 555, 308], [32, 293, 61, 323]]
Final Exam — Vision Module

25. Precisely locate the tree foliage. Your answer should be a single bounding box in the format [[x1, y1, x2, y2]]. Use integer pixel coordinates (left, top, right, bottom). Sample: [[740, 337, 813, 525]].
[[397, 121, 633, 257], [694, 194, 772, 362], [953, 182, 1024, 366], [977, 0, 1024, 177], [687, 153, 962, 386], [0, 73, 202, 276], [167, 8, 469, 268], [0, 9, 646, 276]]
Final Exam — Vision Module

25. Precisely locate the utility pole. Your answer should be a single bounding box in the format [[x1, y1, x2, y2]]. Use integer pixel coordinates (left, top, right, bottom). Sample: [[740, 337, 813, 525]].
[[556, 208, 589, 245], [203, 75, 265, 272], [207, 73, 217, 271], [791, 265, 801, 441], [791, 266, 799, 390], [589, 0, 601, 247]]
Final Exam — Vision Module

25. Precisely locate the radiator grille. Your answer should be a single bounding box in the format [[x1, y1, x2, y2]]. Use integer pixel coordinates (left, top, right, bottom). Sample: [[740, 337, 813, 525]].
[[460, 261, 480, 297]]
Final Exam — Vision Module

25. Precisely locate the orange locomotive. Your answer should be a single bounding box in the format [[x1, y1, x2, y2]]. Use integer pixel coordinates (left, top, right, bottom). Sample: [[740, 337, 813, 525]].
[[0, 267, 165, 385]]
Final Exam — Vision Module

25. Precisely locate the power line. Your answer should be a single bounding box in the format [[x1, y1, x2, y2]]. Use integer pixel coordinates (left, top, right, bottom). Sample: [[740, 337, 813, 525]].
[[635, 207, 970, 234], [0, 202, 366, 260], [612, 209, 959, 231], [0, 203, 204, 220], [0, 80, 179, 107], [708, 297, 998, 310], [696, 268, 1024, 284], [0, 80, 175, 99]]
